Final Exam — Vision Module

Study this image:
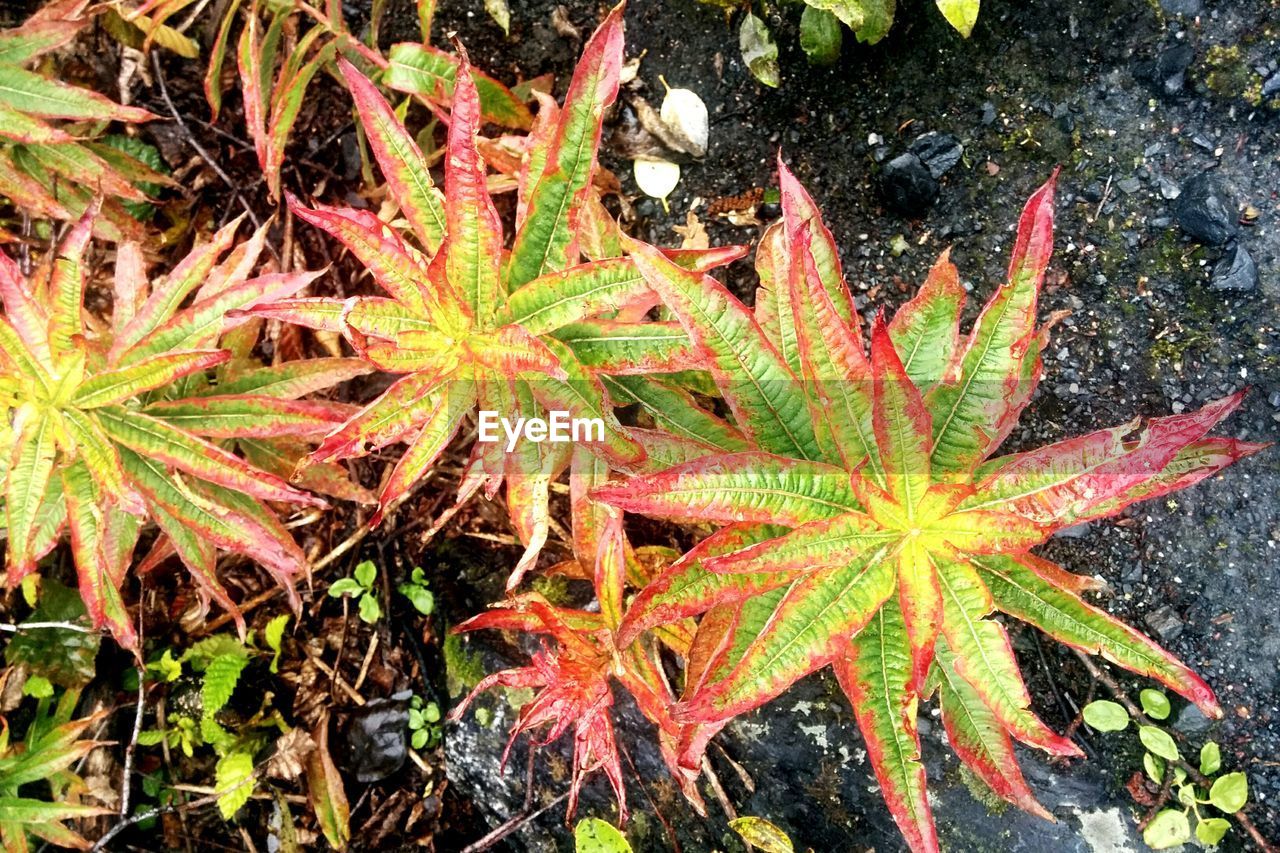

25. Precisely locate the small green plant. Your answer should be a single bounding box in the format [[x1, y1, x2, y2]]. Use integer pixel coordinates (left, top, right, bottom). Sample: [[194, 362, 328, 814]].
[[329, 559, 383, 624], [398, 566, 436, 616], [407, 694, 442, 750], [732, 0, 981, 87], [0, 686, 110, 849], [1081, 694, 1250, 849], [137, 627, 290, 819]]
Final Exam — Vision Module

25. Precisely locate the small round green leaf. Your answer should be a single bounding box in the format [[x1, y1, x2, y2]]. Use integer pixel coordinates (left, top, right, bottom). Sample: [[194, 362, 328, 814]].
[[358, 593, 383, 624], [1138, 725, 1180, 762], [1144, 752, 1165, 784], [1140, 689, 1172, 720], [1177, 785, 1196, 807], [354, 560, 377, 589], [1143, 809, 1191, 850], [1196, 816, 1230, 846], [1209, 772, 1248, 814], [1083, 700, 1129, 732], [1200, 741, 1222, 776], [574, 818, 633, 853]]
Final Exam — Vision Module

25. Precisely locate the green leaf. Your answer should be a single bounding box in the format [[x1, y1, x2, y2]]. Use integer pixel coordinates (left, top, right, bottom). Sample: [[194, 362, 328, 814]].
[[354, 560, 377, 590], [807, 0, 896, 43], [1082, 700, 1129, 732], [574, 818, 632, 853], [1138, 725, 1180, 762], [1200, 741, 1221, 776], [411, 728, 428, 749], [1144, 752, 1164, 784], [1209, 772, 1248, 814], [203, 652, 250, 717], [358, 593, 383, 624], [214, 751, 255, 820], [1143, 809, 1191, 849], [799, 6, 842, 66], [1196, 816, 1230, 846], [384, 44, 532, 130], [264, 614, 289, 674], [1140, 689, 1172, 720], [935, 0, 980, 37], [22, 674, 54, 698], [328, 579, 362, 597], [399, 583, 435, 616], [739, 13, 780, 88], [3, 579, 100, 689], [729, 816, 794, 853]]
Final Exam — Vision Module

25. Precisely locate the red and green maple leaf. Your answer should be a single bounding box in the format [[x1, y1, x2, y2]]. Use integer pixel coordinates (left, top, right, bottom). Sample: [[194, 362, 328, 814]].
[[450, 508, 713, 823], [594, 164, 1266, 851], [0, 0, 166, 242], [0, 207, 358, 650], [247, 6, 742, 587]]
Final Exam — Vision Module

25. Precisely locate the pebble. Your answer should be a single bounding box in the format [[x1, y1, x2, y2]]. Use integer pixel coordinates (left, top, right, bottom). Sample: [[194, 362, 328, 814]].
[[1117, 177, 1142, 195], [1160, 0, 1203, 14], [1145, 605, 1185, 641], [1156, 43, 1195, 95], [1267, 391, 1280, 409], [1175, 171, 1238, 245], [908, 132, 964, 179], [1264, 72, 1280, 99], [1175, 704, 1213, 735], [338, 695, 411, 783], [981, 101, 997, 125], [1158, 175, 1181, 199], [1054, 522, 1092, 540], [880, 153, 939, 216], [1210, 241, 1259, 292]]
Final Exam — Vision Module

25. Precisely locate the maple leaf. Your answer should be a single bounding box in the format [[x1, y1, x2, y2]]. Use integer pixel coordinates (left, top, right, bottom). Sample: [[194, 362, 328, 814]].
[[450, 510, 711, 823], [247, 6, 744, 587], [0, 207, 341, 650], [594, 162, 1267, 851], [0, 0, 163, 241]]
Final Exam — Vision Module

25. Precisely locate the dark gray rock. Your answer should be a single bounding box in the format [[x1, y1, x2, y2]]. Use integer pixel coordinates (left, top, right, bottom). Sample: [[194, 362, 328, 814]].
[[1145, 605, 1185, 642], [1156, 43, 1195, 94], [1264, 71, 1280, 99], [981, 100, 997, 125], [1117, 177, 1142, 195], [1175, 704, 1213, 736], [880, 152, 939, 216], [1210, 241, 1259, 292], [1175, 172, 1238, 245], [338, 694, 411, 783], [1160, 0, 1203, 14], [908, 131, 964, 179]]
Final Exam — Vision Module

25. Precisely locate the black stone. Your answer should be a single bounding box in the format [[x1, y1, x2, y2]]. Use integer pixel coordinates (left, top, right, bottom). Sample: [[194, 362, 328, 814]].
[[1156, 43, 1195, 95], [1210, 241, 1259, 292], [1175, 171, 1238, 245], [880, 153, 939, 216], [908, 131, 964, 179], [337, 695, 411, 783]]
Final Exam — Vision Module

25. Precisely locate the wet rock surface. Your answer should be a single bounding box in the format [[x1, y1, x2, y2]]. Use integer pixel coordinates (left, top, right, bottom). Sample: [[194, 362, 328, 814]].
[[424, 0, 1280, 848]]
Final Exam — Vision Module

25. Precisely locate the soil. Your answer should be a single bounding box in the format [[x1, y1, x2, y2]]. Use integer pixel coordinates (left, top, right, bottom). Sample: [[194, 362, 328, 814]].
[[4, 0, 1277, 850]]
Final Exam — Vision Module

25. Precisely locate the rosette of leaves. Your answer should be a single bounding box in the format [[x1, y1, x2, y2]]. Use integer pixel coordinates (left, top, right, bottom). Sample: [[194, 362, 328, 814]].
[[0, 689, 111, 851], [592, 163, 1265, 851], [0, 208, 356, 650], [450, 510, 713, 822], [0, 0, 167, 241], [247, 6, 741, 586]]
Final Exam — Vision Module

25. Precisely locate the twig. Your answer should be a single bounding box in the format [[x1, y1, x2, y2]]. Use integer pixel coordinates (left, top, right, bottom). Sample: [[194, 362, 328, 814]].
[[118, 668, 146, 818], [1072, 650, 1275, 852], [90, 764, 260, 852], [149, 52, 274, 255], [458, 791, 569, 853], [0, 621, 97, 633]]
